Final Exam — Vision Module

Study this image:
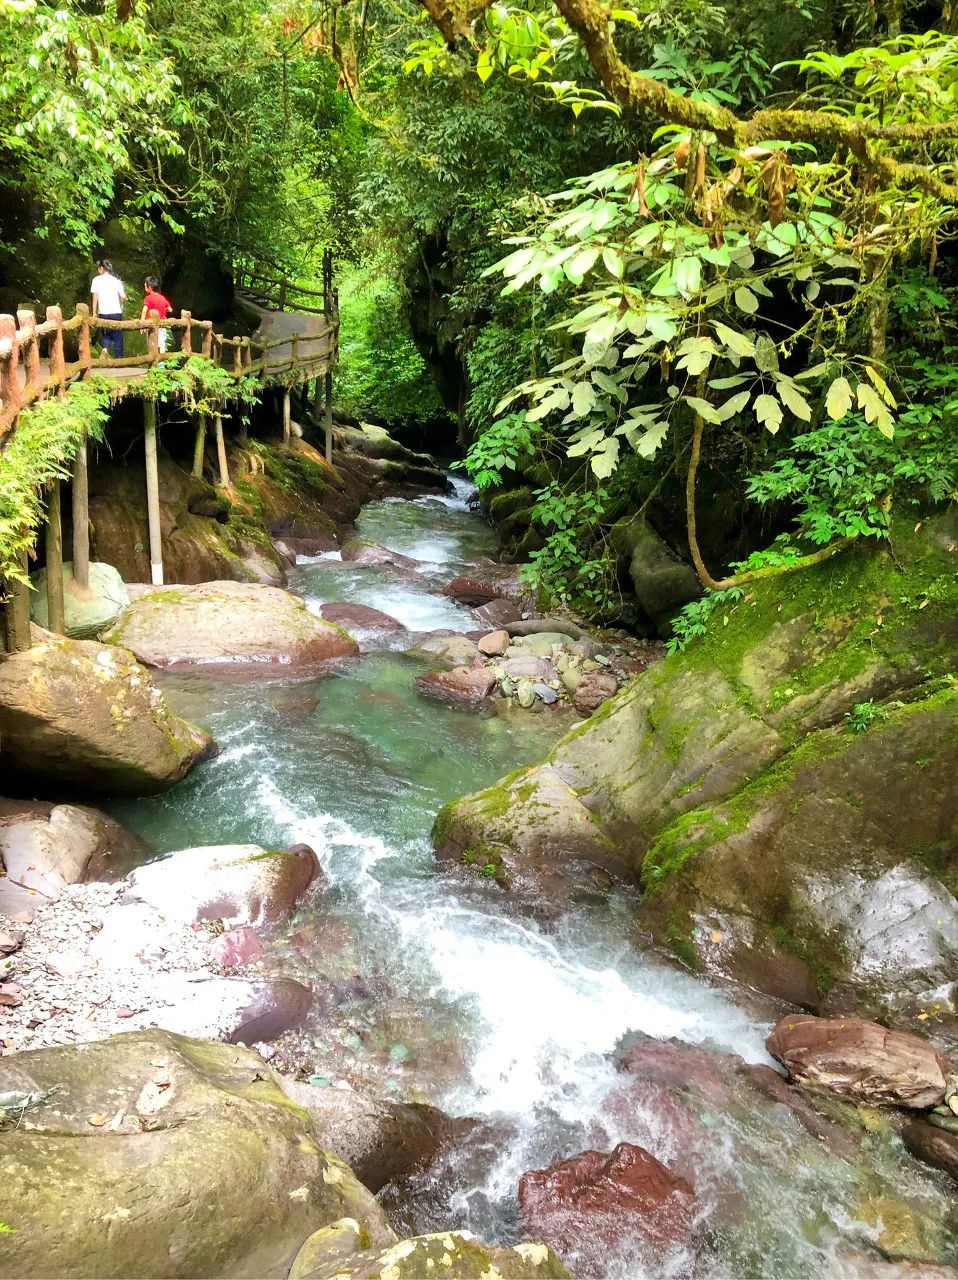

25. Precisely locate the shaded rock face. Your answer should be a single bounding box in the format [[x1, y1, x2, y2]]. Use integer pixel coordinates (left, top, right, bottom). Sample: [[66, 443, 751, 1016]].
[[900, 1117, 958, 1184], [0, 800, 148, 901], [0, 632, 215, 796], [612, 515, 701, 635], [123, 842, 321, 930], [340, 539, 420, 572], [279, 1078, 468, 1194], [766, 1015, 949, 1109], [639, 693, 958, 1039], [415, 667, 497, 709], [291, 1231, 570, 1280], [520, 1142, 696, 1257], [105, 581, 359, 668], [0, 1029, 393, 1279], [29, 561, 130, 638], [573, 670, 619, 716], [474, 597, 523, 627]]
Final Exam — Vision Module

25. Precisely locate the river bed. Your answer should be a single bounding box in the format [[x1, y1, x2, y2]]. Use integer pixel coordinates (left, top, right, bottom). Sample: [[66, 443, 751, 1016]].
[[109, 482, 956, 1279]]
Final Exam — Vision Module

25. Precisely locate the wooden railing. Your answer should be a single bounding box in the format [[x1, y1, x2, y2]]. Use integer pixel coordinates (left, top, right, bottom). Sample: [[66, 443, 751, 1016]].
[[0, 301, 338, 442], [234, 247, 336, 316]]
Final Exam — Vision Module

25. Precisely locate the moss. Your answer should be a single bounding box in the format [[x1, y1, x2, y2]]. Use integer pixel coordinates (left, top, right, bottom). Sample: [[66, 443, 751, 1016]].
[[666, 909, 699, 971], [642, 808, 725, 887]]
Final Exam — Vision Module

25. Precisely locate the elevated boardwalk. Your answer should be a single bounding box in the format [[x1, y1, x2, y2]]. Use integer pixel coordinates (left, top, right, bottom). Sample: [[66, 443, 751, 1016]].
[[1, 261, 340, 650]]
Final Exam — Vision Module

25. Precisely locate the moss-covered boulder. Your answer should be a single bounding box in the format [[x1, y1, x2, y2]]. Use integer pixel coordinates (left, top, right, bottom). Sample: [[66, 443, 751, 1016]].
[[0, 1029, 394, 1279], [434, 521, 957, 906], [611, 515, 701, 635], [288, 1231, 571, 1280], [0, 632, 214, 796], [29, 561, 130, 639], [640, 691, 958, 1040], [104, 581, 358, 668]]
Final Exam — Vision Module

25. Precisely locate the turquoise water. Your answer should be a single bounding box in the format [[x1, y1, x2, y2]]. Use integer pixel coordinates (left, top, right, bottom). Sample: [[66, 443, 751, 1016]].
[[107, 486, 957, 1280]]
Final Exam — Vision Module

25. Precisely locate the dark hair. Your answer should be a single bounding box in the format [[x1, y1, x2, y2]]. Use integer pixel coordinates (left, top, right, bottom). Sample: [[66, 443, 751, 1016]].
[[144, 276, 159, 290], [97, 259, 115, 275]]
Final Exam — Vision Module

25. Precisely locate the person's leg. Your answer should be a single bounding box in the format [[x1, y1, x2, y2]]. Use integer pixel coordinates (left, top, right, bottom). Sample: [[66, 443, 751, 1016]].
[[100, 314, 122, 358]]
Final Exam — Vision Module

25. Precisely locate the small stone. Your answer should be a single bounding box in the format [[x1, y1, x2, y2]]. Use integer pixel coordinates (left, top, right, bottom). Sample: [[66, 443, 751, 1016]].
[[116, 1007, 135, 1019], [87, 1113, 107, 1126], [532, 683, 558, 705], [516, 680, 536, 709], [477, 629, 510, 657]]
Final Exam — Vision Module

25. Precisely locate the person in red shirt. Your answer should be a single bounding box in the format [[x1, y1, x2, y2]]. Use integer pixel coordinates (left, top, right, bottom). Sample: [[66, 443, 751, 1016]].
[[141, 276, 173, 353]]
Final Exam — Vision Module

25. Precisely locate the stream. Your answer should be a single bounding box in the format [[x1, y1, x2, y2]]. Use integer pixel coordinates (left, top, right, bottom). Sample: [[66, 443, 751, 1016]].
[[108, 480, 955, 1279]]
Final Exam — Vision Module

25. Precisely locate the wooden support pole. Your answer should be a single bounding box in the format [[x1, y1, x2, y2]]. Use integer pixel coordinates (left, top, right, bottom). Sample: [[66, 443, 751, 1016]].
[[324, 369, 333, 465], [46, 306, 65, 392], [201, 322, 213, 357], [192, 414, 207, 479], [71, 441, 90, 589], [143, 400, 164, 586], [45, 479, 65, 635], [77, 303, 91, 369], [0, 315, 21, 419], [4, 550, 32, 653], [180, 310, 192, 356], [214, 414, 230, 488], [313, 375, 322, 423], [282, 388, 291, 444]]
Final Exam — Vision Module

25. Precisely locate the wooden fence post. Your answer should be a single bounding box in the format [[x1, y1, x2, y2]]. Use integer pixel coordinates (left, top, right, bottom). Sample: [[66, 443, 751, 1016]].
[[45, 479, 65, 634], [313, 375, 322, 423], [4, 550, 32, 652], [214, 414, 230, 488], [282, 388, 291, 444], [143, 400, 164, 586], [0, 315, 20, 420], [180, 311, 192, 356], [324, 368, 333, 465], [202, 322, 213, 358], [46, 305, 65, 393], [72, 440, 90, 589], [17, 311, 42, 399], [192, 414, 207, 479], [148, 316, 160, 366], [77, 304, 91, 369], [323, 248, 334, 465]]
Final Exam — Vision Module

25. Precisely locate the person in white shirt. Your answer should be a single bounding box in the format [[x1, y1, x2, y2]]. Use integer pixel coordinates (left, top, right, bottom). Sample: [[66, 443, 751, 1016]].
[[90, 260, 126, 359]]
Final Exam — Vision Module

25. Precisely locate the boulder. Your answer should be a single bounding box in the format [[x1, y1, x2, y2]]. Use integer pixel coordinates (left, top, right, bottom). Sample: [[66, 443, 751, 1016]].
[[0, 800, 148, 900], [573, 670, 619, 716], [519, 1142, 696, 1255], [104, 581, 358, 668], [153, 975, 314, 1043], [612, 516, 701, 634], [433, 764, 633, 910], [441, 576, 500, 606], [477, 629, 510, 657], [0, 1029, 393, 1279], [416, 667, 497, 709], [900, 1116, 958, 1184], [291, 1231, 570, 1280], [279, 1078, 467, 1193], [474, 597, 522, 627], [409, 633, 480, 666], [766, 1015, 949, 1108], [318, 603, 407, 635], [638, 693, 958, 1034], [289, 1220, 375, 1279], [268, 515, 339, 556], [339, 539, 420, 571], [0, 632, 215, 796], [500, 655, 558, 682], [123, 842, 322, 929], [29, 561, 130, 638]]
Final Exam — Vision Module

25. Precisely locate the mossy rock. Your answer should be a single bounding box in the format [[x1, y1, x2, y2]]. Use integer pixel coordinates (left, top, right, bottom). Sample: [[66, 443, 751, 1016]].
[[295, 1231, 570, 1279], [0, 1029, 395, 1279]]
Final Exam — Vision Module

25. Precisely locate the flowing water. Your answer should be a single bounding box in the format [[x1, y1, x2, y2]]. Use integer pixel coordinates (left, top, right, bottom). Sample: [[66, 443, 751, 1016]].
[[109, 482, 957, 1279]]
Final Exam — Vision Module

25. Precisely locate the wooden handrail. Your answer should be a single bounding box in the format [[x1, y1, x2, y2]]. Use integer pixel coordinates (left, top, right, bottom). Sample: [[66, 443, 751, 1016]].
[[0, 299, 339, 442]]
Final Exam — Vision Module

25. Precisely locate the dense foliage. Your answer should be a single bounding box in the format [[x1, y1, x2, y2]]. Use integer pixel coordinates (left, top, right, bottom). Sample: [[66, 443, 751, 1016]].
[[3, 0, 957, 628]]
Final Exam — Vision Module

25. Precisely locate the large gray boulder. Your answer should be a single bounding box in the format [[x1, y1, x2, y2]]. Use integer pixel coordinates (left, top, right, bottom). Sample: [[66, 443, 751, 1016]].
[[612, 516, 701, 634], [0, 1029, 394, 1279], [123, 842, 321, 929], [104, 581, 358, 668], [0, 632, 215, 796], [29, 561, 130, 639], [0, 799, 147, 903]]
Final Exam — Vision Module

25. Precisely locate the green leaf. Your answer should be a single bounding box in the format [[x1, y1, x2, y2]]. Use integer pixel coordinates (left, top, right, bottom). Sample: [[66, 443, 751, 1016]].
[[754, 393, 783, 434], [633, 420, 669, 457], [825, 375, 853, 421], [708, 374, 750, 390], [734, 286, 759, 315], [683, 396, 721, 424], [864, 364, 897, 408], [857, 383, 895, 437], [754, 334, 779, 373], [715, 390, 751, 421], [777, 379, 812, 422], [571, 381, 597, 417], [712, 321, 755, 358], [590, 437, 620, 478], [564, 246, 600, 283], [602, 246, 625, 278]]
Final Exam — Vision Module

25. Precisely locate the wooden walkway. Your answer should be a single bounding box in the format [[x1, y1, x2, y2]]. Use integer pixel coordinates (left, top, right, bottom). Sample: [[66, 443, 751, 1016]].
[[1, 262, 340, 650]]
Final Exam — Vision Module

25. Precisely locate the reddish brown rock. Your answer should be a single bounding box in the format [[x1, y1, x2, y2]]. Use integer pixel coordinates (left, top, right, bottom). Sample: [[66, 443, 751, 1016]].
[[319, 602, 407, 634], [442, 577, 500, 606], [475, 597, 523, 626], [520, 1141, 696, 1255], [416, 666, 498, 709], [573, 671, 619, 716], [766, 1015, 949, 1108], [478, 629, 510, 657], [900, 1116, 958, 1184], [210, 926, 265, 970]]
